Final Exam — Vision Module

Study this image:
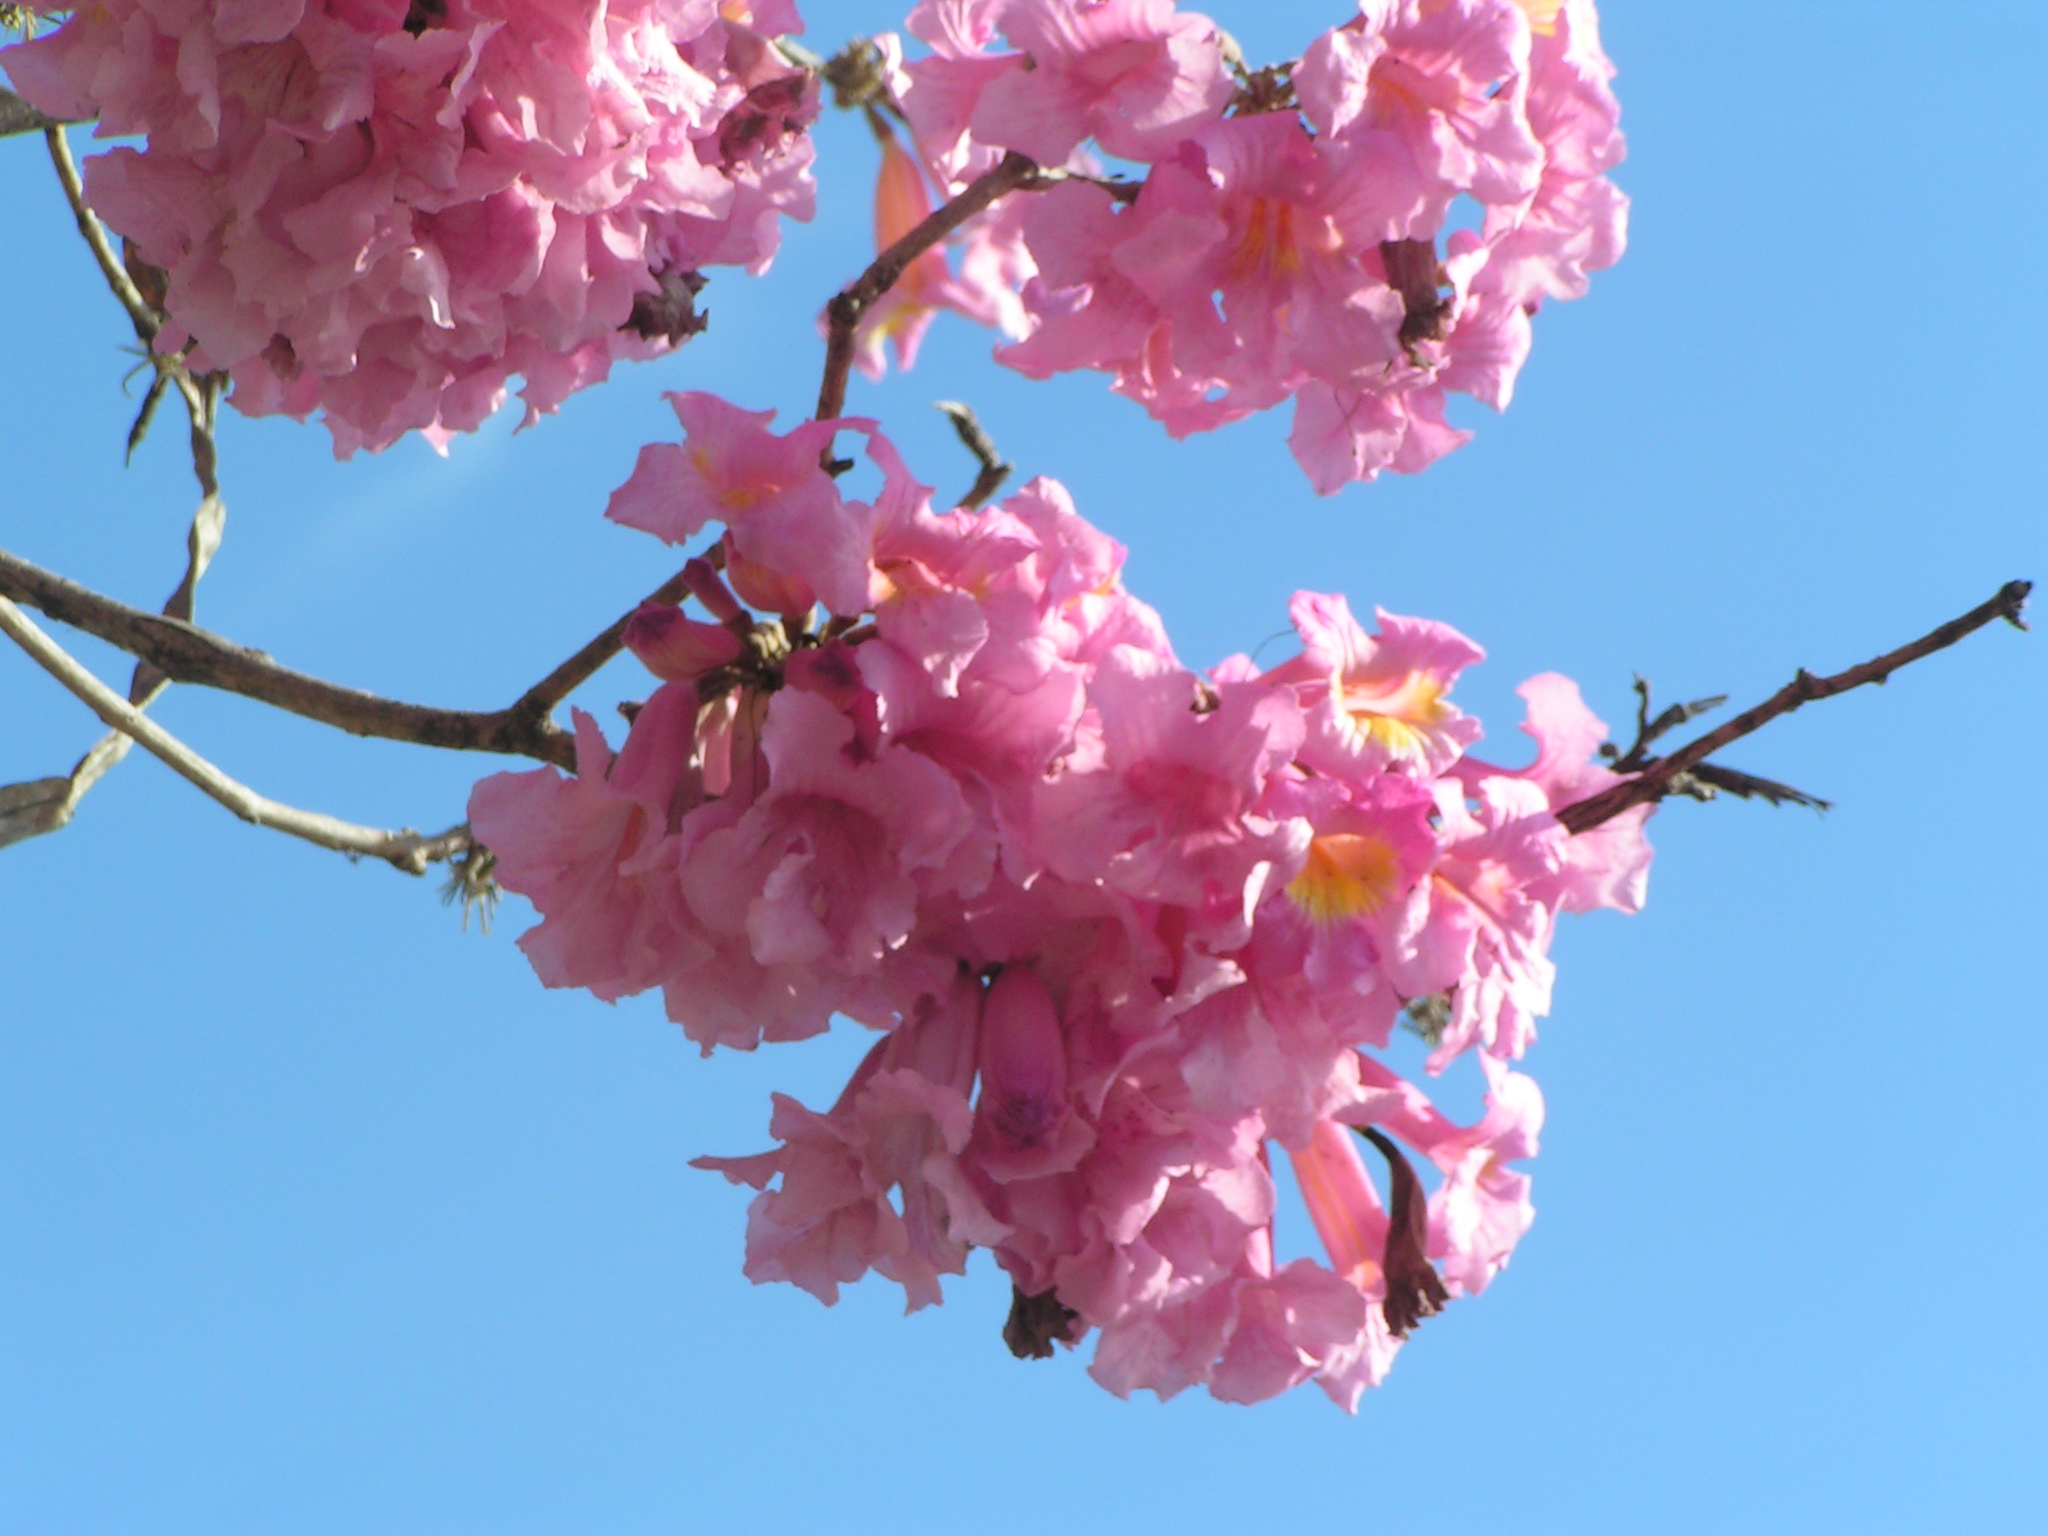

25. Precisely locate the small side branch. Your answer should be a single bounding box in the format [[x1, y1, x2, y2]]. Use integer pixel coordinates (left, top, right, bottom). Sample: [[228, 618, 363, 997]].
[[0, 595, 470, 873], [1559, 580, 2033, 834], [934, 400, 1013, 509], [815, 151, 1047, 426], [506, 565, 693, 723]]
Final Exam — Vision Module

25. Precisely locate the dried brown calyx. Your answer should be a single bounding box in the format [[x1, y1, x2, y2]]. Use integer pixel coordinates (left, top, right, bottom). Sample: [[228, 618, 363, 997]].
[[1003, 1284, 1083, 1360], [624, 268, 709, 346], [1381, 238, 1454, 358], [1358, 1124, 1449, 1338], [402, 0, 447, 37], [121, 238, 169, 315]]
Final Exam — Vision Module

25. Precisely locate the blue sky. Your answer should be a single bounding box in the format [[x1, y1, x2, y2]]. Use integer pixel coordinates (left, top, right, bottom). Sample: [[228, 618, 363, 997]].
[[3, 5, 2044, 1532]]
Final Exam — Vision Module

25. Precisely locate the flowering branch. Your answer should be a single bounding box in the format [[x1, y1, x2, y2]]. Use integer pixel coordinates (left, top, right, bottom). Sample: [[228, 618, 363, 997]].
[[0, 594, 472, 873], [1558, 579, 2034, 833], [814, 149, 1047, 428]]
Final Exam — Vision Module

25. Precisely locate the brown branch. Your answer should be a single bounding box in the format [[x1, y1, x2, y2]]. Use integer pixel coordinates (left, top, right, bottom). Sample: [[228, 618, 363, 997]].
[[0, 545, 718, 771], [505, 566, 691, 722], [1559, 579, 2033, 834], [815, 150, 1046, 426], [0, 87, 70, 138], [1, 594, 472, 873]]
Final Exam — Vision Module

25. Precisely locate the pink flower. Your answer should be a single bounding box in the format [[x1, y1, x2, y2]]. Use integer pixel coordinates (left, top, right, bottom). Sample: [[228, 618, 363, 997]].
[[622, 602, 743, 684], [892, 0, 1626, 495], [605, 392, 877, 618], [967, 0, 1233, 166], [846, 126, 1026, 379], [468, 695, 702, 1005], [1265, 592, 1487, 780], [4, 0, 818, 454], [693, 975, 1007, 1310], [971, 967, 1097, 1181], [471, 415, 1652, 1407], [678, 687, 984, 982], [1462, 672, 1654, 915], [1300, 0, 1544, 244], [1482, 0, 1628, 307], [1039, 645, 1308, 945]]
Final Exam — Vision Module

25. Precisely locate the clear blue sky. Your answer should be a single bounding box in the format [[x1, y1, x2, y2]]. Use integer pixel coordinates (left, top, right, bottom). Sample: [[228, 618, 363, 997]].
[[3, 6, 2044, 1532]]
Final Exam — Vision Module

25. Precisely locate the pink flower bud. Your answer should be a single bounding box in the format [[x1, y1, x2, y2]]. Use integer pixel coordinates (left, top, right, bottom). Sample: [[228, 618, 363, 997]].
[[681, 556, 750, 629], [973, 968, 1093, 1182], [722, 531, 818, 619], [623, 602, 743, 682], [979, 967, 1067, 1131]]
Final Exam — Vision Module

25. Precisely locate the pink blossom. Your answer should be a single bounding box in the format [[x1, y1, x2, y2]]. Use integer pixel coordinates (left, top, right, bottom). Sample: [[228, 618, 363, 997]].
[[3, 0, 818, 454], [847, 126, 1027, 379], [1265, 592, 1487, 780], [967, 0, 1233, 166], [890, 0, 1626, 495], [1301, 0, 1544, 243], [474, 411, 1651, 1407], [692, 976, 1007, 1310], [468, 695, 701, 1005], [606, 392, 877, 618], [971, 967, 1096, 1181]]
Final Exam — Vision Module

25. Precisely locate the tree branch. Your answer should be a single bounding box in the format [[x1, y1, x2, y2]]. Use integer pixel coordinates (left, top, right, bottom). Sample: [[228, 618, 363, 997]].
[[45, 124, 158, 345], [505, 566, 692, 722], [1558, 579, 2033, 834], [815, 150, 1046, 427], [0, 87, 70, 138], [0, 595, 472, 873], [5, 137, 230, 845], [0, 545, 714, 771]]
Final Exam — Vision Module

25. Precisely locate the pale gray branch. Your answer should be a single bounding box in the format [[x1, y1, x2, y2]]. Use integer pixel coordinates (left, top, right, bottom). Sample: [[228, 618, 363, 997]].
[[0, 594, 470, 874]]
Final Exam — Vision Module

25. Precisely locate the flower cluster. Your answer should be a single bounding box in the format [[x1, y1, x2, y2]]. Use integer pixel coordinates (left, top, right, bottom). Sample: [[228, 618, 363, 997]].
[[873, 0, 1625, 492], [469, 392, 1653, 1407], [3, 0, 819, 454]]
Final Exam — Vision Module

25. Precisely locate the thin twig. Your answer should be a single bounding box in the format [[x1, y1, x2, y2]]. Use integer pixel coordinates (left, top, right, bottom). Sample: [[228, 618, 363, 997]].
[[0, 595, 471, 873], [8, 147, 226, 843], [815, 151, 1047, 427], [934, 400, 1013, 509], [1559, 580, 2033, 833], [45, 125, 157, 343]]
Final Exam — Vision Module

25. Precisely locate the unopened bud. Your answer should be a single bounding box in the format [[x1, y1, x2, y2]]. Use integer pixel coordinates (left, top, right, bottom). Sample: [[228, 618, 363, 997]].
[[624, 602, 743, 682], [722, 531, 816, 621]]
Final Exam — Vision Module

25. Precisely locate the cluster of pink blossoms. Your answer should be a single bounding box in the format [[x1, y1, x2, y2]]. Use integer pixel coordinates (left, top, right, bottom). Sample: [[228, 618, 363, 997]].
[[469, 391, 1653, 1407], [859, 0, 1626, 492], [3, 0, 819, 454]]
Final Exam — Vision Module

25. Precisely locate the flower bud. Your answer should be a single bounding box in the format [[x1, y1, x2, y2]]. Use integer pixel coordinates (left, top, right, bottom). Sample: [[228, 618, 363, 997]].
[[722, 530, 817, 620], [623, 601, 743, 683]]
